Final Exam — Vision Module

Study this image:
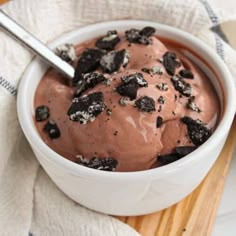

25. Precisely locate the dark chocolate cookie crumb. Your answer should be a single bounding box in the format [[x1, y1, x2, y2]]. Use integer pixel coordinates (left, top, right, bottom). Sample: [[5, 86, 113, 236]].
[[119, 97, 129, 106], [44, 120, 61, 139], [125, 26, 155, 45], [171, 75, 192, 97], [141, 67, 150, 74], [142, 66, 164, 75], [135, 96, 156, 112], [114, 131, 118, 136], [116, 82, 139, 100], [67, 92, 106, 124], [156, 116, 163, 128], [158, 96, 165, 104], [179, 69, 194, 79], [103, 78, 113, 86], [175, 146, 197, 156], [121, 73, 148, 87], [158, 145, 196, 165], [95, 30, 121, 50], [55, 44, 77, 63], [74, 72, 106, 97], [158, 153, 182, 165], [78, 157, 118, 171], [74, 48, 104, 84], [116, 73, 148, 100], [100, 49, 130, 73], [174, 94, 178, 102], [125, 28, 141, 43], [158, 105, 162, 112], [181, 116, 212, 146], [162, 52, 181, 76], [140, 26, 156, 37], [35, 105, 50, 122], [187, 96, 201, 113], [106, 109, 112, 115], [156, 83, 168, 91]]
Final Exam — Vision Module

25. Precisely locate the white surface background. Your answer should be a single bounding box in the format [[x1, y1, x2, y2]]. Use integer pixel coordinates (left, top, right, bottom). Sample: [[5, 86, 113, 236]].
[[208, 1, 236, 235]]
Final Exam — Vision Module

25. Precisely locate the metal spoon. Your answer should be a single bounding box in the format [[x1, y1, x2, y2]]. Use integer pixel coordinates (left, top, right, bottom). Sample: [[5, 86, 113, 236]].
[[0, 9, 75, 79]]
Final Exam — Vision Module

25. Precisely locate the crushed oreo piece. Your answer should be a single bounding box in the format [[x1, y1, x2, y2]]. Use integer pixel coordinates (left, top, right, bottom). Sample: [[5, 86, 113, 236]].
[[55, 44, 77, 63], [116, 82, 139, 100], [171, 75, 192, 97], [74, 48, 104, 84], [158, 153, 182, 165], [121, 73, 148, 87], [100, 49, 130, 73], [44, 120, 61, 139], [158, 105, 162, 112], [35, 105, 50, 121], [74, 72, 106, 97], [156, 116, 163, 128], [181, 116, 212, 146], [174, 94, 178, 101], [158, 96, 165, 104], [179, 69, 194, 79], [187, 96, 201, 112], [106, 109, 112, 115], [141, 68, 151, 74], [67, 92, 106, 124], [141, 66, 164, 75], [139, 26, 156, 37], [95, 30, 120, 50], [162, 52, 181, 76], [103, 78, 113, 86], [152, 66, 164, 75], [119, 97, 129, 106], [135, 96, 156, 112], [116, 73, 148, 100], [158, 145, 196, 165], [125, 29, 141, 43], [175, 146, 197, 156], [78, 157, 118, 171], [125, 26, 155, 45], [156, 83, 168, 91]]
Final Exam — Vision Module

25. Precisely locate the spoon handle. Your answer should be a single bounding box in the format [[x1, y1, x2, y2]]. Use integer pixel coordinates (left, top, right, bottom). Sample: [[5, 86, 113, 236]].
[[0, 9, 75, 79]]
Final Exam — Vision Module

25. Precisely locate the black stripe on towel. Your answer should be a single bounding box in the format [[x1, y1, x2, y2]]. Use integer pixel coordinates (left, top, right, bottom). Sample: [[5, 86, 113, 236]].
[[0, 76, 17, 96], [198, 0, 225, 60]]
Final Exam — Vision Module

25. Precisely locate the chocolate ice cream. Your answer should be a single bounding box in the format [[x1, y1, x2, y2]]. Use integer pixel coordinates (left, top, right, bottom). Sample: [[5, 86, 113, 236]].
[[34, 27, 220, 172]]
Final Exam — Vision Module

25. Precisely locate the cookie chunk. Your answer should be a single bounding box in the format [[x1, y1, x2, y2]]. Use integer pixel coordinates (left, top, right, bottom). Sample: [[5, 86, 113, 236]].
[[181, 116, 212, 146], [95, 30, 120, 50], [67, 92, 106, 124], [35, 105, 50, 122], [135, 96, 156, 112]]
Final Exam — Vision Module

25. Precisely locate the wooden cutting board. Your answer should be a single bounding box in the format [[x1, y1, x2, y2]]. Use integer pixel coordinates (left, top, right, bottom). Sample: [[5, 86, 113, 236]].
[[116, 117, 236, 236]]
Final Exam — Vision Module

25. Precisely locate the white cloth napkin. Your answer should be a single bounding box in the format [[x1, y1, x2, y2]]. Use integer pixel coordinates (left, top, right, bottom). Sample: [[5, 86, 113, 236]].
[[0, 0, 235, 235]]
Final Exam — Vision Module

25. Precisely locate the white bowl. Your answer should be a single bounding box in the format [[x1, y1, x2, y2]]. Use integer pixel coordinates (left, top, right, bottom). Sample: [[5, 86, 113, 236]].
[[17, 20, 236, 216]]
